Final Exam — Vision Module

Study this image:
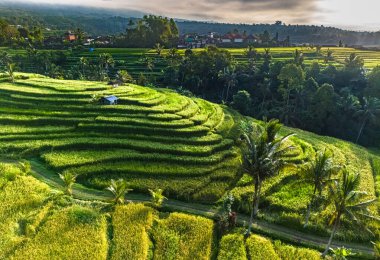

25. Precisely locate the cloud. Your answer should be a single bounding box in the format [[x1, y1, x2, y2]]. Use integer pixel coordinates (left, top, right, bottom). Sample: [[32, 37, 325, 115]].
[[5, 0, 322, 24]]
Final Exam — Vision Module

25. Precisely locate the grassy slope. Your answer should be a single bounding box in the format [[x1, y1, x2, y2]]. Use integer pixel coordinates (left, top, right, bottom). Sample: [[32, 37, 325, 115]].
[[0, 74, 379, 244], [0, 164, 329, 259]]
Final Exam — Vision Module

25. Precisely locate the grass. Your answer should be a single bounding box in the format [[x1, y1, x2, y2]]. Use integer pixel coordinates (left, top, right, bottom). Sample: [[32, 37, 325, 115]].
[[11, 206, 108, 260], [217, 234, 247, 260], [0, 73, 379, 243], [0, 74, 243, 202], [246, 234, 280, 260], [151, 212, 214, 260], [111, 204, 154, 260]]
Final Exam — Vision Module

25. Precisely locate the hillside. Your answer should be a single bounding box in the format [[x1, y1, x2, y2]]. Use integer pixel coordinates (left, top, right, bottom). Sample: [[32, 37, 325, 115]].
[[0, 74, 379, 256], [2, 2, 380, 45]]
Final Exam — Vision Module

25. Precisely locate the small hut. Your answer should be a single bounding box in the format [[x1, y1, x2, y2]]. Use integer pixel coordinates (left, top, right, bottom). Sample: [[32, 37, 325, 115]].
[[101, 95, 118, 105]]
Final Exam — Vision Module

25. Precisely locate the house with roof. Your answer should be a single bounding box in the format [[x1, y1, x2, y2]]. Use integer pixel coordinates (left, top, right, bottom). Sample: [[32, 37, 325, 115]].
[[101, 95, 119, 105], [64, 31, 77, 42]]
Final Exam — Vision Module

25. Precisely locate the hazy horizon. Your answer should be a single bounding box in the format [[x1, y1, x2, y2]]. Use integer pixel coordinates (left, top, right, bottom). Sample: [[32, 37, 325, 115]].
[[3, 0, 380, 31]]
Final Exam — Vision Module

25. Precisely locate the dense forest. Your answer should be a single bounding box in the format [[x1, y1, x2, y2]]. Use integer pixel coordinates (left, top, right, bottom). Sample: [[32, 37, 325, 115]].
[[2, 2, 380, 46]]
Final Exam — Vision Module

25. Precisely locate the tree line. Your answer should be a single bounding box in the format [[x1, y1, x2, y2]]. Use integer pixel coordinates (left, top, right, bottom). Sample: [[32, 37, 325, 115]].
[[158, 46, 380, 147]]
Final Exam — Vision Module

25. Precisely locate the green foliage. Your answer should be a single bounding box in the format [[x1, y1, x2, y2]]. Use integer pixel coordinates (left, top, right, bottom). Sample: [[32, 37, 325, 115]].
[[246, 234, 280, 260], [116, 15, 179, 48], [232, 90, 251, 114], [273, 240, 321, 260], [149, 188, 167, 207], [111, 204, 154, 260], [59, 172, 77, 196], [217, 234, 247, 260], [106, 179, 132, 205], [329, 246, 356, 260], [11, 206, 108, 260], [152, 212, 214, 260]]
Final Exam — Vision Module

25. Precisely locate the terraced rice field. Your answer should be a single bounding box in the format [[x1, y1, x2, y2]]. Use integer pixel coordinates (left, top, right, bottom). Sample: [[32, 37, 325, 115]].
[[0, 74, 244, 202], [5, 46, 380, 79], [0, 74, 378, 243]]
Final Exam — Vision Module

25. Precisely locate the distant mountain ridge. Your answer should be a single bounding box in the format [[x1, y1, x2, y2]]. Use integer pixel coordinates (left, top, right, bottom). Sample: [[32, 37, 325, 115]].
[[1, 2, 380, 46]]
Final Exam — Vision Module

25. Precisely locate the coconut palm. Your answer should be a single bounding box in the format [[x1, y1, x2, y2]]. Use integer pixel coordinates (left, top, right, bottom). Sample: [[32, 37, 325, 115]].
[[322, 169, 379, 257], [219, 66, 237, 102], [106, 179, 132, 205], [79, 57, 88, 78], [303, 150, 338, 227], [0, 51, 15, 83], [354, 97, 380, 144], [148, 188, 167, 207], [241, 119, 295, 234], [99, 53, 115, 72], [373, 241, 380, 258], [154, 43, 163, 56], [58, 172, 77, 196], [324, 49, 334, 64]]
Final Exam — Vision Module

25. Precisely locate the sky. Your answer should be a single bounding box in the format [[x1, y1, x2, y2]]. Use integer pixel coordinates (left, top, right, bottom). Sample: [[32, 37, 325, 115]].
[[6, 0, 380, 31]]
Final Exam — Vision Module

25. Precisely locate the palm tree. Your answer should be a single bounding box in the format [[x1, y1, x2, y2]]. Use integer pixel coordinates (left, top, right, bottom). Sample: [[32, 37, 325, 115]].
[[354, 97, 380, 144], [324, 49, 334, 64], [148, 188, 167, 207], [79, 57, 88, 78], [106, 179, 132, 205], [322, 169, 379, 257], [219, 66, 237, 102], [99, 53, 115, 72], [58, 172, 77, 196], [154, 43, 163, 56], [241, 119, 295, 234], [303, 150, 338, 227], [0, 51, 15, 83], [373, 241, 380, 258]]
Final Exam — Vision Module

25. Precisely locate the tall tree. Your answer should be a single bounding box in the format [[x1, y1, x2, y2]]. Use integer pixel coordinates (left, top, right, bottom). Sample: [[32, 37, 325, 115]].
[[322, 169, 379, 257], [303, 150, 337, 227], [278, 63, 305, 124], [241, 119, 295, 234], [354, 97, 380, 143], [0, 51, 15, 83]]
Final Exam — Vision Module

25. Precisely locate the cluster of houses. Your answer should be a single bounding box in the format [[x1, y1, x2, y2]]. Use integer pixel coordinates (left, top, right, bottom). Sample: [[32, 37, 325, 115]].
[[178, 32, 289, 49], [43, 31, 112, 48]]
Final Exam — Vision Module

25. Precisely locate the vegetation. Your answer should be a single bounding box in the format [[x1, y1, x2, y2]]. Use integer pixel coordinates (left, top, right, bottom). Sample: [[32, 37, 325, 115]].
[[322, 169, 378, 256], [106, 179, 132, 205], [217, 234, 247, 260], [59, 172, 76, 196], [111, 204, 154, 260], [152, 212, 214, 259], [241, 119, 294, 233]]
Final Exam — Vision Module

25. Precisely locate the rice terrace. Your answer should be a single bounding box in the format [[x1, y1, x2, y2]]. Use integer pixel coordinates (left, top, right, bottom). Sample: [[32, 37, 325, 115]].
[[1, 0, 380, 259]]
